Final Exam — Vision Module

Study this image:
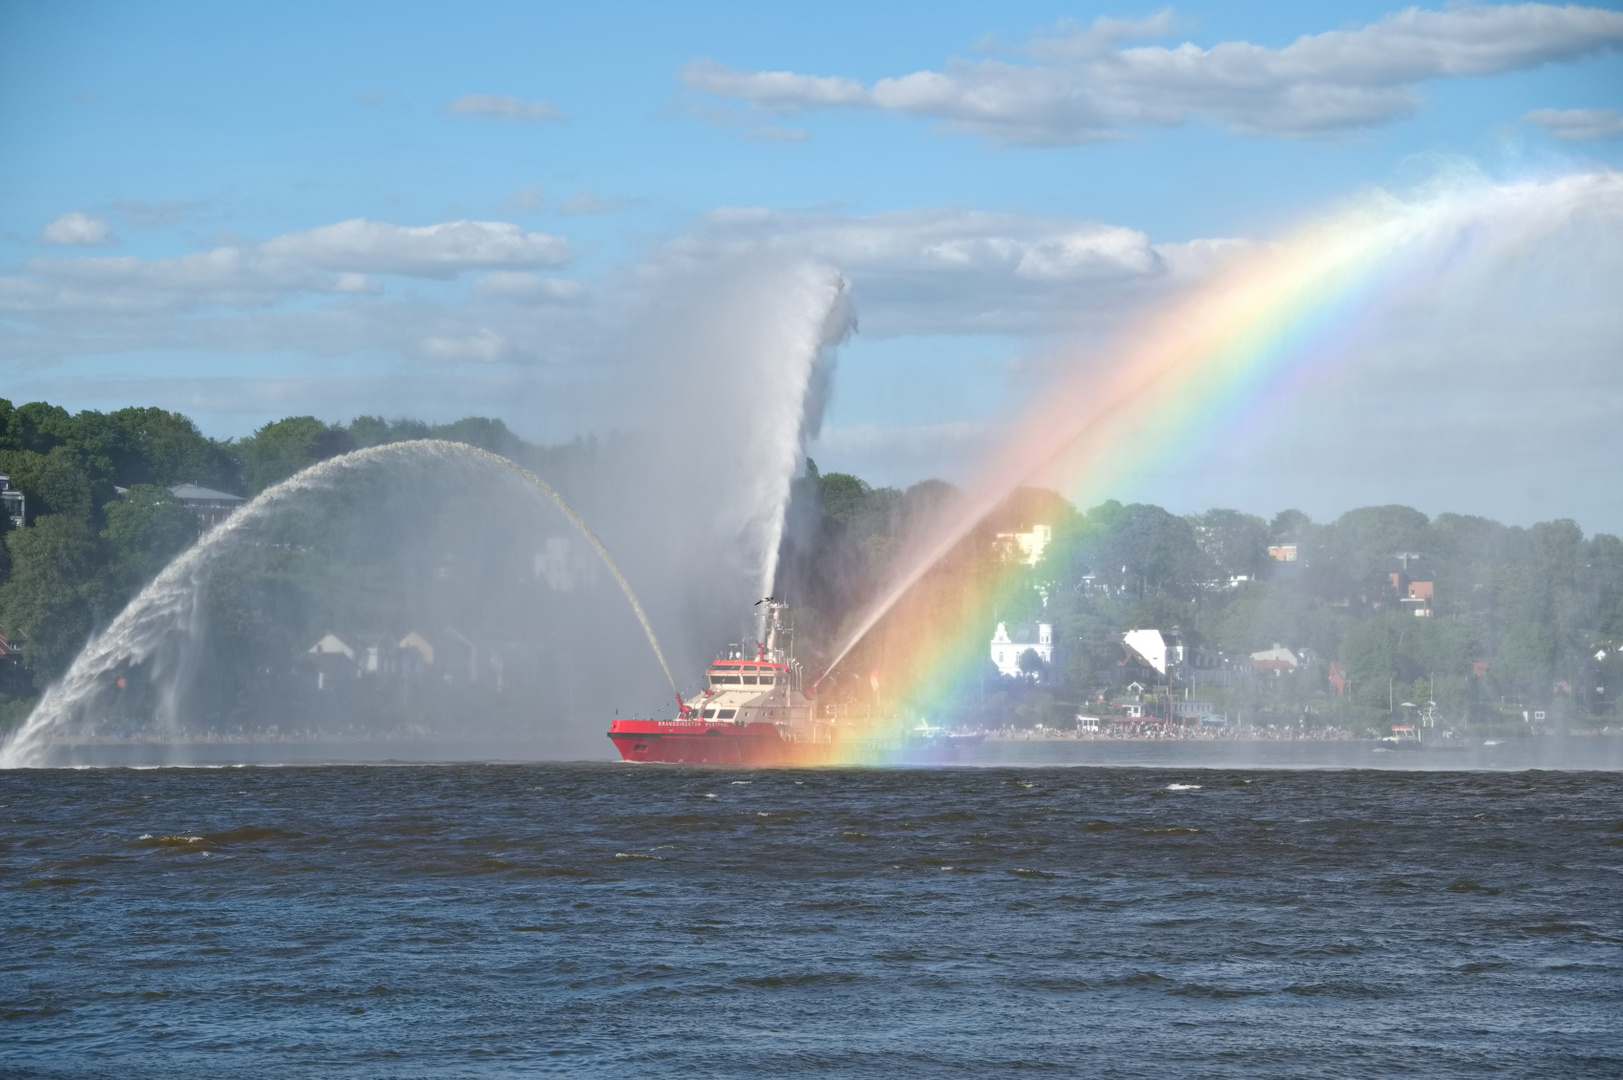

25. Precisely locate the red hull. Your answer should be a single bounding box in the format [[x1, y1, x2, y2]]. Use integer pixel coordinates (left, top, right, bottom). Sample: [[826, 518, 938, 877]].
[[607, 718, 834, 766]]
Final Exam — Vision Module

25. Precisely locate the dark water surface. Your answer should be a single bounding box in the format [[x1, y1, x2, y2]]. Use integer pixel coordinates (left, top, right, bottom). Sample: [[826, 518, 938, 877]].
[[3, 764, 1620, 1078]]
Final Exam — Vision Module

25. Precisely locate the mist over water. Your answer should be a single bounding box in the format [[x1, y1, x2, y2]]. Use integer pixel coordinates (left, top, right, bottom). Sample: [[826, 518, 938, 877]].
[[0, 258, 852, 767], [0, 442, 680, 767]]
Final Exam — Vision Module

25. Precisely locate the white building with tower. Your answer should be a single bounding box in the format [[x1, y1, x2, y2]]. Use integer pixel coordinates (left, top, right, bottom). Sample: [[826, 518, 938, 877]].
[[990, 621, 1054, 677]]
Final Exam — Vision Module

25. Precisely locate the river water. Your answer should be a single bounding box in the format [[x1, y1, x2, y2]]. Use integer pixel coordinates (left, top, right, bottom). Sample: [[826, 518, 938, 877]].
[[4, 762, 1620, 1077]]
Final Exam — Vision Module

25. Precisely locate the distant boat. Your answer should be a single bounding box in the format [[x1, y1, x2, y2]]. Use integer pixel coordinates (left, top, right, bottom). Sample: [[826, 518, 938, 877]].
[[1375, 725, 1423, 751], [900, 720, 985, 763]]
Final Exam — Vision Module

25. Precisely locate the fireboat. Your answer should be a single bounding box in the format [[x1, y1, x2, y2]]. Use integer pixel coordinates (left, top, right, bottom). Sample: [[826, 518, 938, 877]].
[[607, 599, 845, 765]]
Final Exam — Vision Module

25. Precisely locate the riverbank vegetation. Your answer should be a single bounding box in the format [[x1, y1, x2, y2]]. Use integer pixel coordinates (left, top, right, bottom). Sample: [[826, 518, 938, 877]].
[[1, 397, 1618, 735]]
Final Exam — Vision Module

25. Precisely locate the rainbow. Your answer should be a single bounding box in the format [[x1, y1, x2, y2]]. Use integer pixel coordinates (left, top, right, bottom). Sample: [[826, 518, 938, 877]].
[[817, 170, 1622, 751]]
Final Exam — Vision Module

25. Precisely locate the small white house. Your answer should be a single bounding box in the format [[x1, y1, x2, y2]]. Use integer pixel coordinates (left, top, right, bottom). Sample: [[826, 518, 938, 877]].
[[306, 633, 356, 690], [307, 633, 355, 661], [990, 621, 1054, 677], [1250, 644, 1299, 675], [1122, 628, 1186, 676]]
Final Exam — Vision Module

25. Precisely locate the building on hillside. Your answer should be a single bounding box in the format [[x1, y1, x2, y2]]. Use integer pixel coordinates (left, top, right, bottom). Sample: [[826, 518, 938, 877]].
[[1110, 690, 1146, 718], [1328, 660, 1349, 697], [1385, 553, 1435, 617], [352, 632, 401, 676], [170, 483, 246, 531], [398, 631, 436, 673], [0, 474, 25, 528], [1122, 628, 1186, 680], [303, 631, 437, 686], [305, 632, 358, 690], [1120, 627, 1239, 685], [994, 524, 1052, 566], [1250, 645, 1300, 676], [990, 621, 1054, 677], [1267, 543, 1298, 563]]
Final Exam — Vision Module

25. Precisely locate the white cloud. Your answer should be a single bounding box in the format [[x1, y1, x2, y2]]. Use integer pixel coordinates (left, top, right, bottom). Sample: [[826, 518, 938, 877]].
[[445, 93, 564, 122], [682, 60, 867, 110], [665, 206, 1211, 334], [1525, 106, 1623, 140], [332, 272, 380, 294], [475, 271, 585, 301], [40, 211, 116, 246], [0, 217, 574, 339], [421, 328, 506, 362], [683, 4, 1623, 142], [261, 219, 571, 276], [13, 247, 331, 316]]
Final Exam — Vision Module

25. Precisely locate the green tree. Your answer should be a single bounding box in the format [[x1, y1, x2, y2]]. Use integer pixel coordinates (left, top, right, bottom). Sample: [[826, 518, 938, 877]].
[[818, 473, 869, 527], [1073, 500, 1209, 595], [0, 400, 74, 454], [101, 485, 198, 595], [78, 407, 240, 491], [0, 446, 100, 524], [1337, 615, 1402, 710], [0, 515, 104, 685], [1269, 509, 1314, 542], [1190, 508, 1268, 579], [237, 416, 356, 494], [429, 416, 522, 456], [1017, 646, 1047, 679], [1323, 505, 1430, 578]]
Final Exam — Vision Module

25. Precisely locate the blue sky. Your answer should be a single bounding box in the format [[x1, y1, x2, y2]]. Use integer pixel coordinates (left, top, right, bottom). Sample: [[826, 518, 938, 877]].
[[3, 1, 1622, 527]]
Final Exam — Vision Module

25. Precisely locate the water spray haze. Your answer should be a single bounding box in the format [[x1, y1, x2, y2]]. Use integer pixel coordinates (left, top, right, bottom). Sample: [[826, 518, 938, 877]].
[[577, 256, 851, 669], [0, 440, 675, 768], [818, 170, 1623, 692]]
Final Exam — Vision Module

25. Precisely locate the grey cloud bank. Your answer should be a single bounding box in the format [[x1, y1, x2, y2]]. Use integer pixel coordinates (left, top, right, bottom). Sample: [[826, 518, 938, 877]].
[[1525, 106, 1623, 140]]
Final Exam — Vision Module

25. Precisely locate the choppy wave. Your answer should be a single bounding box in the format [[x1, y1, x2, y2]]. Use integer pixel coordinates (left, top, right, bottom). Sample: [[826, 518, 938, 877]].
[[2, 763, 1620, 1077]]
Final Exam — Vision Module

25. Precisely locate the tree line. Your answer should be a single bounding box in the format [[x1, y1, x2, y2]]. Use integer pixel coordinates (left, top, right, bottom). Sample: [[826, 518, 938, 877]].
[[0, 401, 573, 727], [779, 463, 1623, 731], [2, 398, 1619, 733]]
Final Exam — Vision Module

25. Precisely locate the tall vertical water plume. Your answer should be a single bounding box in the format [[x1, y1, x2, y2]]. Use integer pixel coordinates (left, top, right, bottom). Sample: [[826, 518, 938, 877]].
[[577, 257, 852, 669]]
